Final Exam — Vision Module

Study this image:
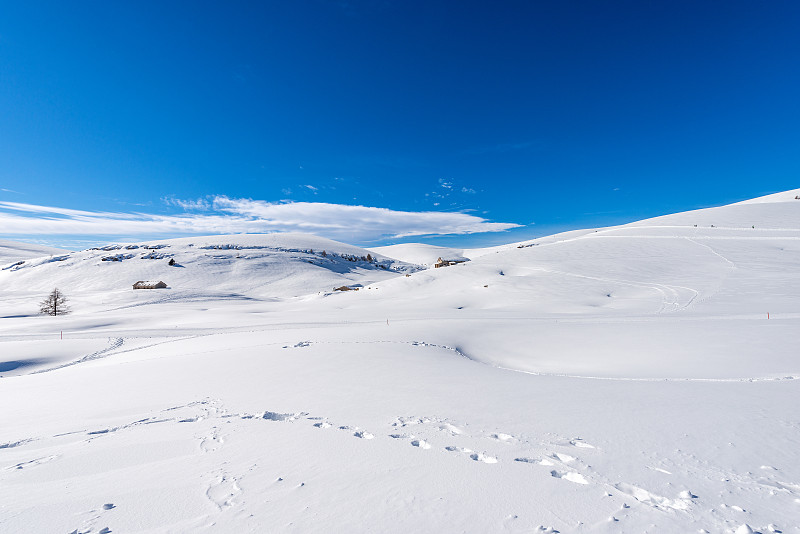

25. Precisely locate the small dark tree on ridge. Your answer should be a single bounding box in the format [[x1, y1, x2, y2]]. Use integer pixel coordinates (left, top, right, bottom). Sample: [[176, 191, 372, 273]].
[[40, 288, 70, 316]]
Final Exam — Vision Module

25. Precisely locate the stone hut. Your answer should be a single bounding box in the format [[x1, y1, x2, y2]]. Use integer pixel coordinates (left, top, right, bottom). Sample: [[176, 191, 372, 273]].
[[133, 281, 167, 289]]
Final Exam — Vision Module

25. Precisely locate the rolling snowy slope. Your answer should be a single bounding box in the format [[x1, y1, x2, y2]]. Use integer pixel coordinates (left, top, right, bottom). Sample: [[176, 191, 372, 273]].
[[370, 243, 470, 266], [0, 238, 66, 264], [0, 232, 420, 298], [1, 191, 799, 533]]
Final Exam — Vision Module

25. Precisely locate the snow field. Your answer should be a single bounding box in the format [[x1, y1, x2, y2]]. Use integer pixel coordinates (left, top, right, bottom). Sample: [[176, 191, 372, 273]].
[[1, 189, 799, 532]]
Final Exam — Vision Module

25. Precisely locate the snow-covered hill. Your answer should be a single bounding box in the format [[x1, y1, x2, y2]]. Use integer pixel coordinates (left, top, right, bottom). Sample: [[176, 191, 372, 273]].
[[1, 192, 799, 533], [0, 233, 421, 298], [370, 243, 470, 266], [0, 238, 66, 264]]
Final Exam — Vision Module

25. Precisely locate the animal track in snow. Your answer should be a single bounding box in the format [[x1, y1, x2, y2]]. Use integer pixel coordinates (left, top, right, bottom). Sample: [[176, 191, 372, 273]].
[[411, 439, 431, 449], [354, 430, 374, 439], [313, 421, 332, 429]]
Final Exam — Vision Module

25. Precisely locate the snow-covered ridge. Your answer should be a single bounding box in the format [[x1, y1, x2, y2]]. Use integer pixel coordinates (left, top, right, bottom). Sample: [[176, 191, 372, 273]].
[[733, 187, 800, 204], [0, 233, 423, 296]]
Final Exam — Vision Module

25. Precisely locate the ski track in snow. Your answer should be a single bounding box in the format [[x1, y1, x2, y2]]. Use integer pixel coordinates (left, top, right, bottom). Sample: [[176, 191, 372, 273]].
[[31, 336, 125, 374], [16, 330, 798, 384]]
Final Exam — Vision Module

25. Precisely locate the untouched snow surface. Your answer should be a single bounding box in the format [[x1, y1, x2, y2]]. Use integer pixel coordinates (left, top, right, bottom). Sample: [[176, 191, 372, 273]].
[[1, 193, 799, 533], [0, 239, 66, 264]]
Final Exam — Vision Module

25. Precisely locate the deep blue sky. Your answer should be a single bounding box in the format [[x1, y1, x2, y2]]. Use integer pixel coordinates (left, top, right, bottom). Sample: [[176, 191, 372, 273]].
[[1, 1, 798, 248]]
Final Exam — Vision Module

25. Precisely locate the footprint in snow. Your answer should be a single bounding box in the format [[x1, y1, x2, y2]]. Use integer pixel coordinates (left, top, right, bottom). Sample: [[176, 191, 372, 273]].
[[550, 470, 589, 484], [200, 431, 223, 453], [470, 452, 498, 464], [313, 421, 332, 429], [261, 411, 302, 421], [489, 432, 515, 443], [354, 430, 374, 439], [411, 439, 431, 449], [438, 423, 463, 435], [446, 445, 498, 463], [206, 474, 241, 510], [445, 446, 472, 453]]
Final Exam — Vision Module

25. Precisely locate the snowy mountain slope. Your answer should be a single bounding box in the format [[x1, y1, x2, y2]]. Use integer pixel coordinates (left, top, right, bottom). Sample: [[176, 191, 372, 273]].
[[369, 243, 469, 266], [0, 238, 66, 264], [734, 186, 800, 204], [317, 193, 800, 379], [1, 192, 799, 533], [0, 233, 421, 299]]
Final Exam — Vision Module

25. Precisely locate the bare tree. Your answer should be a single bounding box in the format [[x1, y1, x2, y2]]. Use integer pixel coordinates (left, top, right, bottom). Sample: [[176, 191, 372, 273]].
[[40, 288, 70, 316]]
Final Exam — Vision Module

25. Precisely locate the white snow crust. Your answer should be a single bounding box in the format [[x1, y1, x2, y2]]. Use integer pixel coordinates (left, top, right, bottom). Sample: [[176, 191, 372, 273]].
[[1, 194, 799, 533]]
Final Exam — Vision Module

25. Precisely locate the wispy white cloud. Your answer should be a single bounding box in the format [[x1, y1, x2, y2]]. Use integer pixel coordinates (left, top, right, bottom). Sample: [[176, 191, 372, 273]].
[[0, 197, 520, 244], [162, 197, 211, 210]]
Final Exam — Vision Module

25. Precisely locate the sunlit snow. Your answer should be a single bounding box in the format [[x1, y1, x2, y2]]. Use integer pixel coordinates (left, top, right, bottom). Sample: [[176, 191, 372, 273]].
[[1, 191, 799, 533]]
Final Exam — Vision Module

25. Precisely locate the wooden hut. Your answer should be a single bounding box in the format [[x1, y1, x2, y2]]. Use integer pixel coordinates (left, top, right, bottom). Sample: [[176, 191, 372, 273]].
[[434, 257, 467, 268]]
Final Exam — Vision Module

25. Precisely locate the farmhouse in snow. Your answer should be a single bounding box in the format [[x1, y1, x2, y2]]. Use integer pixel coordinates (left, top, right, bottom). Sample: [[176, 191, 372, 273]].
[[133, 281, 167, 290], [434, 257, 467, 268]]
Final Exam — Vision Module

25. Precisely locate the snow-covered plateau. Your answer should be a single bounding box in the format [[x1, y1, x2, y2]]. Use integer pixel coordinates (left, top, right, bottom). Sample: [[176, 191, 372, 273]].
[[1, 191, 799, 533]]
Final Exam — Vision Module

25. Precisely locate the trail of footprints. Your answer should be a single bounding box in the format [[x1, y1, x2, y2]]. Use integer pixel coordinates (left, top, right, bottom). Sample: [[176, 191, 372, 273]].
[[4, 399, 795, 533]]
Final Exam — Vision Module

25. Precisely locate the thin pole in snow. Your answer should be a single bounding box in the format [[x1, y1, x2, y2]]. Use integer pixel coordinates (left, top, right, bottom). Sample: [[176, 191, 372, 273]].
[[61, 331, 62, 340]]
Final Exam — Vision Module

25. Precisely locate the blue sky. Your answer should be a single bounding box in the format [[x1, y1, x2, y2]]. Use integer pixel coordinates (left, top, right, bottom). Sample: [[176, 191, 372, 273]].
[[1, 1, 798, 249]]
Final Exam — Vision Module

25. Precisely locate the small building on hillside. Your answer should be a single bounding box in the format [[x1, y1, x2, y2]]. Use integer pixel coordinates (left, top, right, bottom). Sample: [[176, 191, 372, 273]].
[[333, 284, 363, 292], [434, 257, 467, 268], [133, 280, 167, 289]]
